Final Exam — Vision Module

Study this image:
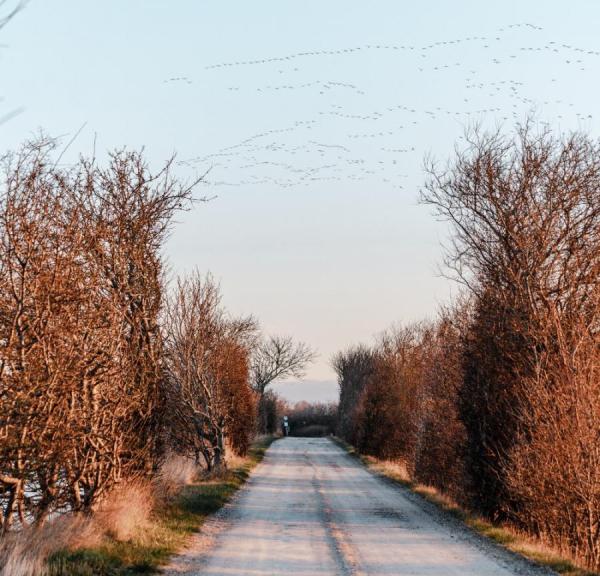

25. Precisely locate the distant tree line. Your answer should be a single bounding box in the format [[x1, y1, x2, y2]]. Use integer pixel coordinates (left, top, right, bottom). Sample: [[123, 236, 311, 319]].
[[334, 124, 600, 571], [286, 401, 337, 437]]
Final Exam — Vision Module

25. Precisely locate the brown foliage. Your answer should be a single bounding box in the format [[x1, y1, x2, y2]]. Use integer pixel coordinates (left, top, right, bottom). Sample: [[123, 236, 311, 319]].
[[0, 138, 196, 530], [506, 309, 600, 567], [423, 123, 600, 567], [163, 273, 257, 470], [332, 345, 374, 444], [337, 123, 600, 570], [354, 324, 429, 465], [413, 310, 469, 502]]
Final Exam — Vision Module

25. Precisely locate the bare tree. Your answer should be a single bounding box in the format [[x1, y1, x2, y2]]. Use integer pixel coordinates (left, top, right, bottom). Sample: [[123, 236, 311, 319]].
[[251, 335, 315, 433], [251, 335, 315, 394]]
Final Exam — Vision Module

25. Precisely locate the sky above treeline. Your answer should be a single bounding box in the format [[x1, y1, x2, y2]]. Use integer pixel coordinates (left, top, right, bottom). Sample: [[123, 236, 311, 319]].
[[1, 1, 599, 402]]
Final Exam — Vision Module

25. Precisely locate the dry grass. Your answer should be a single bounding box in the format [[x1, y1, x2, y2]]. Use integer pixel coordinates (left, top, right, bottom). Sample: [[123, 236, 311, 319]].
[[331, 436, 599, 576], [0, 440, 277, 575], [0, 516, 99, 576], [94, 482, 155, 543], [156, 453, 199, 500], [43, 436, 277, 575], [160, 453, 198, 486], [224, 450, 247, 471], [365, 457, 412, 484], [0, 482, 156, 575]]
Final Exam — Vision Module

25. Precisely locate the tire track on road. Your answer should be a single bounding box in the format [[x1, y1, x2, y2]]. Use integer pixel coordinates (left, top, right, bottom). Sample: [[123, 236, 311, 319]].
[[305, 449, 366, 576]]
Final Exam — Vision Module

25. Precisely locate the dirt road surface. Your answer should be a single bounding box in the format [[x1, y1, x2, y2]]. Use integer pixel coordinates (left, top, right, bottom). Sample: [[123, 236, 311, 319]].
[[165, 437, 555, 576]]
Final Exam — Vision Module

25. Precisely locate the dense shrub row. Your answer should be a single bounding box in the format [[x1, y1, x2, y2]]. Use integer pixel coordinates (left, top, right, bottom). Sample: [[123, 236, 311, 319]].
[[334, 125, 600, 570], [0, 139, 258, 532]]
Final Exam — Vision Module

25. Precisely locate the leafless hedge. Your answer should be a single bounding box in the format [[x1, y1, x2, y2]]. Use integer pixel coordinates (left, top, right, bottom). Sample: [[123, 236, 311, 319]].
[[0, 138, 260, 537], [163, 273, 257, 470], [335, 124, 600, 570]]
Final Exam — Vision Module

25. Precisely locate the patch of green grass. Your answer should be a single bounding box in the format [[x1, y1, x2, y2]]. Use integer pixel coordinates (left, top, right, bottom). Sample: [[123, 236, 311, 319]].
[[47, 436, 277, 576], [330, 436, 599, 576], [329, 435, 357, 456], [466, 518, 517, 545]]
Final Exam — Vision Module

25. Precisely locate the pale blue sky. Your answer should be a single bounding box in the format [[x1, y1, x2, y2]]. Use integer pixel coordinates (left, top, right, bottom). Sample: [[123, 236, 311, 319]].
[[1, 1, 599, 401]]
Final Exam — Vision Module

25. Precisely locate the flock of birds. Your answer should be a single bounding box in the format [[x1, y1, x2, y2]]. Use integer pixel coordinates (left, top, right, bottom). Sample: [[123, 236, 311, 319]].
[[163, 22, 599, 191]]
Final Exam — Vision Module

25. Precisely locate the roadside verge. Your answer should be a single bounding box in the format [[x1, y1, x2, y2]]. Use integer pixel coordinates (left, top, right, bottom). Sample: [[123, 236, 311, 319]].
[[46, 436, 278, 576], [330, 436, 596, 576]]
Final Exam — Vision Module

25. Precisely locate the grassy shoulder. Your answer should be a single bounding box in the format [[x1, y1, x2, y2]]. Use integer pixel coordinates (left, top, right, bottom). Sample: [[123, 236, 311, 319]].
[[47, 436, 278, 576], [330, 436, 598, 576]]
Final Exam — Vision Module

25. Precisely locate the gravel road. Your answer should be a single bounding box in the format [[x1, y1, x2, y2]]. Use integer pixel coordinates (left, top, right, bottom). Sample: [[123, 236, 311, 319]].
[[164, 437, 556, 576]]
